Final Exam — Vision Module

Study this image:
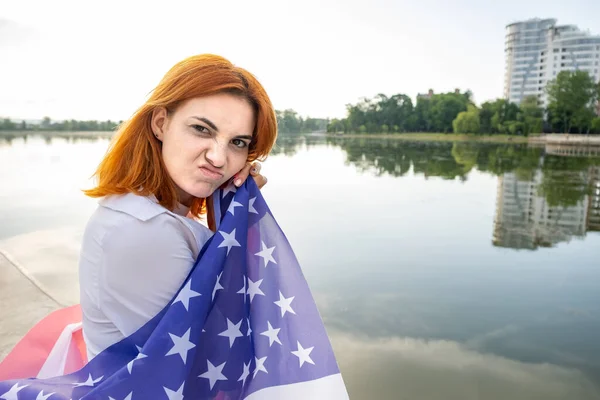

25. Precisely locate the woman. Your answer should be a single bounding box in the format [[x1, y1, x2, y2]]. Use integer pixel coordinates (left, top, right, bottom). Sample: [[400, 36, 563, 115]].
[[78, 54, 278, 361]]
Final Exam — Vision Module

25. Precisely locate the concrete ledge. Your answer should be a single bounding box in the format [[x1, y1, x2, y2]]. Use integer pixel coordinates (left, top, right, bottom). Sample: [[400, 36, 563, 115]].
[[0, 251, 61, 360]]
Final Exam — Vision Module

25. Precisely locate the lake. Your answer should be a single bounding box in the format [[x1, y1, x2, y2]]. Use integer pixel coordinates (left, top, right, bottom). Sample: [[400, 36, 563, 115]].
[[1, 132, 599, 399]]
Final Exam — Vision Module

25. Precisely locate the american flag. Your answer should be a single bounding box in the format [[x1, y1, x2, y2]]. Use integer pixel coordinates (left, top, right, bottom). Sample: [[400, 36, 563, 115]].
[[0, 179, 349, 399]]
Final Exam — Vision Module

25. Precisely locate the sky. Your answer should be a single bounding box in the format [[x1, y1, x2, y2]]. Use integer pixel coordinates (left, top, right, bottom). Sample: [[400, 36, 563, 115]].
[[1, 0, 599, 121]]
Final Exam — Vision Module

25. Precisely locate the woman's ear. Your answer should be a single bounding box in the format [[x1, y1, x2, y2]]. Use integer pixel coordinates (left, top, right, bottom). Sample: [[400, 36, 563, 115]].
[[151, 107, 168, 141]]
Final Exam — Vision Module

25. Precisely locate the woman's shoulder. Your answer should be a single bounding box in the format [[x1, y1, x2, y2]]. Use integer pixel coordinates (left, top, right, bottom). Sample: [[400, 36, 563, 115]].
[[83, 193, 212, 253]]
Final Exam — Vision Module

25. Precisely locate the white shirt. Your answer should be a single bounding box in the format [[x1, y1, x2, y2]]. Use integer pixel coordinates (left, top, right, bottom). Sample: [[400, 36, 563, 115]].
[[78, 193, 213, 360]]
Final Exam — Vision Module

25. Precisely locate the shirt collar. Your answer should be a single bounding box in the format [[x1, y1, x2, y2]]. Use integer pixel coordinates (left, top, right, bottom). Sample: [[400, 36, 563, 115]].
[[99, 193, 188, 221]]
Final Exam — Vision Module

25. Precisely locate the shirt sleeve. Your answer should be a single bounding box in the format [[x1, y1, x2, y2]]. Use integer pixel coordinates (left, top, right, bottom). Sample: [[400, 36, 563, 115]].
[[98, 214, 196, 337]]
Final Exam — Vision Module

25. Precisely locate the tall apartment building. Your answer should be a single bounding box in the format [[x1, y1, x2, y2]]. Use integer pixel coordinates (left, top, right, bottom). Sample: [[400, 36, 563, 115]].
[[504, 18, 600, 107]]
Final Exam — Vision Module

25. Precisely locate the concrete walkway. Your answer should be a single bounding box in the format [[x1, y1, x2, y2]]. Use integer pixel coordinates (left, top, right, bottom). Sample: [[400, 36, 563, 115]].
[[0, 228, 82, 361], [0, 251, 61, 360]]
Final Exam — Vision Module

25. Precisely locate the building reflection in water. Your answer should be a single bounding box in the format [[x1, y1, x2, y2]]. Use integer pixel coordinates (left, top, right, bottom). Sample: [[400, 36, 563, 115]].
[[494, 154, 600, 250]]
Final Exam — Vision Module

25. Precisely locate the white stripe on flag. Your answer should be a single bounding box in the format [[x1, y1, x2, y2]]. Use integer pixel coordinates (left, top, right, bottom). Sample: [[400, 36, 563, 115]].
[[244, 373, 349, 400], [36, 322, 82, 379]]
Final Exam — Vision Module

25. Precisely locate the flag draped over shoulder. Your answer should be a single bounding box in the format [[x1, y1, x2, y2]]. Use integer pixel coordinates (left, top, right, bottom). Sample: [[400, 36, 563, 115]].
[[0, 179, 349, 400]]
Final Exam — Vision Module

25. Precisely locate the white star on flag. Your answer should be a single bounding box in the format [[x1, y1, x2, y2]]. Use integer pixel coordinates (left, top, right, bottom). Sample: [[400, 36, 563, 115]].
[[260, 321, 282, 347], [35, 390, 54, 400], [255, 240, 277, 268], [221, 181, 237, 198], [247, 277, 265, 302], [218, 318, 244, 347], [248, 197, 258, 214], [172, 279, 201, 311], [227, 200, 243, 215], [246, 318, 252, 336], [127, 350, 148, 374], [218, 229, 241, 255], [199, 360, 228, 389], [74, 373, 103, 387], [108, 393, 133, 400], [238, 361, 251, 386], [253, 356, 268, 378], [163, 382, 185, 400], [166, 328, 196, 364], [0, 383, 27, 400], [291, 341, 315, 367], [274, 291, 296, 317], [212, 272, 224, 300]]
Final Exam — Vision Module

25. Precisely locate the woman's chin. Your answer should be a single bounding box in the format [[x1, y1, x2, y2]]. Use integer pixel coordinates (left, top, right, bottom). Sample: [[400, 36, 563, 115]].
[[185, 182, 220, 200]]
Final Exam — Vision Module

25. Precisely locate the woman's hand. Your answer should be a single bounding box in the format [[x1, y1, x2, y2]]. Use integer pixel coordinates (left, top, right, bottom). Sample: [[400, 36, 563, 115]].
[[233, 161, 267, 189]]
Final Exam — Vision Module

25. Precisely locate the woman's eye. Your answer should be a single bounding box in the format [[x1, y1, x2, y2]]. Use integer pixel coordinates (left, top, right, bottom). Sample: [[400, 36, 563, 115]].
[[192, 125, 210, 134], [232, 139, 248, 149]]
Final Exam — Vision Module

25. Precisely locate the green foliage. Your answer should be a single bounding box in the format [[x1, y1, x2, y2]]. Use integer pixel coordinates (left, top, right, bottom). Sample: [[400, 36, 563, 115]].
[[275, 109, 329, 134], [344, 91, 471, 134], [592, 117, 600, 134], [546, 70, 600, 133], [452, 106, 480, 134], [0, 118, 121, 132]]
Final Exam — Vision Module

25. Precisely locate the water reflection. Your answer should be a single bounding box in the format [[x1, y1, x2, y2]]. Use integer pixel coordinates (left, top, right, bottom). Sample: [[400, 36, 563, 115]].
[[0, 131, 112, 147], [2, 133, 600, 398], [276, 135, 600, 250]]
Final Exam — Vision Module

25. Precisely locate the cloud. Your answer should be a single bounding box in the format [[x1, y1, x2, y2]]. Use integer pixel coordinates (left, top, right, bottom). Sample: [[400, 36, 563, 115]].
[[331, 330, 600, 400]]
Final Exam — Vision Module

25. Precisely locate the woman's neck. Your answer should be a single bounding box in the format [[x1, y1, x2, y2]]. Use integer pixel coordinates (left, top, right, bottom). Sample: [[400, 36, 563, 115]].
[[175, 186, 194, 208]]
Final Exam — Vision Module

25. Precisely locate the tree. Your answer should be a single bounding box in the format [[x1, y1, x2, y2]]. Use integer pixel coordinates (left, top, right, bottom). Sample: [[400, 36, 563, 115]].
[[452, 105, 480, 134], [518, 95, 543, 135], [430, 93, 469, 133], [546, 70, 599, 133], [1, 118, 16, 130], [41, 116, 51, 130], [592, 117, 600, 134]]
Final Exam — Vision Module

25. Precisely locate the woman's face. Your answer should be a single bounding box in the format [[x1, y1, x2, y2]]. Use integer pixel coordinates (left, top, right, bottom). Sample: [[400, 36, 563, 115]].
[[152, 93, 255, 205]]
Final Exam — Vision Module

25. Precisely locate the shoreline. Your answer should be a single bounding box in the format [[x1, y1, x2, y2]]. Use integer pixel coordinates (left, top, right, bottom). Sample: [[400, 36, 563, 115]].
[[2, 130, 600, 145], [323, 133, 531, 143], [322, 132, 600, 145]]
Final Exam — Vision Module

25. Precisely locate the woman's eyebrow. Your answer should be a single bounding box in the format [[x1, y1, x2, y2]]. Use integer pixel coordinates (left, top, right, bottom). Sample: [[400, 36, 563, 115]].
[[191, 117, 252, 139], [235, 135, 253, 141], [192, 116, 218, 132]]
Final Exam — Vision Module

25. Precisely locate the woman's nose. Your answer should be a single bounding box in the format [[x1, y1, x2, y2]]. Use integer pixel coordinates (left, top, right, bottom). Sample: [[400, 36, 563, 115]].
[[205, 141, 227, 168]]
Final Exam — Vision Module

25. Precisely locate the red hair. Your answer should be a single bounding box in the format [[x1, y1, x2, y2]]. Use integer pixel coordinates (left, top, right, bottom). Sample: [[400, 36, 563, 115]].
[[84, 54, 278, 226]]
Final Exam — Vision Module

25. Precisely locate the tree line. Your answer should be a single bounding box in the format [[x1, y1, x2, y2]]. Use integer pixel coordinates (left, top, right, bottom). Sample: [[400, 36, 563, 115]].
[[0, 111, 330, 134], [328, 70, 600, 135], [0, 117, 121, 132], [3, 71, 599, 135]]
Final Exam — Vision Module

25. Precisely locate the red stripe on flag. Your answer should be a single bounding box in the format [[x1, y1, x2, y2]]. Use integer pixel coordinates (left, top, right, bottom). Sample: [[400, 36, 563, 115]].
[[0, 305, 85, 380]]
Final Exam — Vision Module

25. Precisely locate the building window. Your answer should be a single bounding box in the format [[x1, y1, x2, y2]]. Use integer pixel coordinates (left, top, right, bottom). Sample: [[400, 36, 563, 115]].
[[562, 48, 567, 52], [553, 48, 559, 53], [553, 63, 556, 68], [554, 71, 557, 75]]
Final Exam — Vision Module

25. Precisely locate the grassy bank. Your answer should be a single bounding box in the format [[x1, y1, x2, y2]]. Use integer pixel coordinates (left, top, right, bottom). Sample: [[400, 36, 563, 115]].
[[326, 132, 530, 143]]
